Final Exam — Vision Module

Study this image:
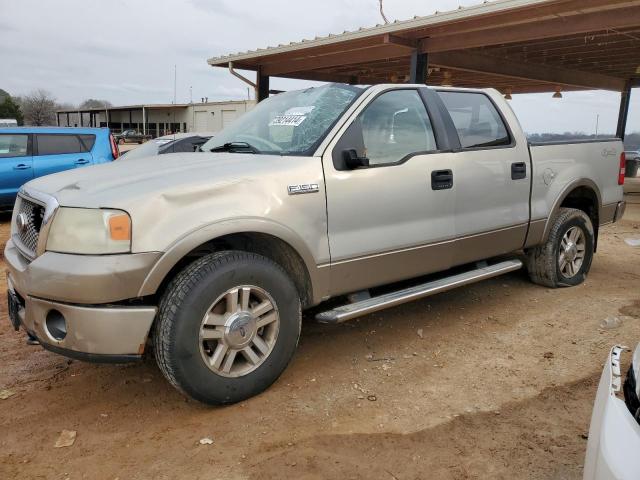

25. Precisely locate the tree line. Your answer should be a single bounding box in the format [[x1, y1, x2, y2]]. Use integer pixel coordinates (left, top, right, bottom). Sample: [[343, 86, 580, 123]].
[[0, 88, 112, 126]]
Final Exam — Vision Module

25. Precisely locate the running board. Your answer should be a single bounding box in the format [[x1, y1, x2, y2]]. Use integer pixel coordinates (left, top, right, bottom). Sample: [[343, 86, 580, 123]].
[[315, 259, 523, 324]]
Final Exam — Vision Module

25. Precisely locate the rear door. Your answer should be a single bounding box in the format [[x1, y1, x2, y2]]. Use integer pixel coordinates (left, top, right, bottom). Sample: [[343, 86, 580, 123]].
[[323, 88, 456, 295], [0, 133, 33, 207], [34, 133, 94, 178], [437, 90, 531, 265]]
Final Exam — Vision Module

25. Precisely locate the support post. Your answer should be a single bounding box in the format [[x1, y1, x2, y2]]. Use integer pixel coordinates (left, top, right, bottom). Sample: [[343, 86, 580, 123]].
[[256, 68, 270, 102], [66, 112, 70, 126], [56, 112, 60, 127], [409, 51, 428, 84], [616, 80, 632, 140], [142, 107, 146, 135]]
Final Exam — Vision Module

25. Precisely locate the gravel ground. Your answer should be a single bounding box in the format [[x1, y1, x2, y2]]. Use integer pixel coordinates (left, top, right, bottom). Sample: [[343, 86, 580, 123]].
[[0, 178, 639, 480]]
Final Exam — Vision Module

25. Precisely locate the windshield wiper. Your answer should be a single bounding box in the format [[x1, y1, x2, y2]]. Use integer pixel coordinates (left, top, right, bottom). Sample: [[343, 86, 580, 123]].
[[209, 141, 260, 154]]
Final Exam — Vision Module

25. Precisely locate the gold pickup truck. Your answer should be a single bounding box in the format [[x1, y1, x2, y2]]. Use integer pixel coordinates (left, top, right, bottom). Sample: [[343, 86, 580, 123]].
[[5, 83, 626, 404]]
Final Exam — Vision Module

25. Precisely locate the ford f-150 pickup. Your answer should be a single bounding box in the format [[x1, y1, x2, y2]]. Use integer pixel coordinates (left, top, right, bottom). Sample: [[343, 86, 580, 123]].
[[5, 83, 627, 404]]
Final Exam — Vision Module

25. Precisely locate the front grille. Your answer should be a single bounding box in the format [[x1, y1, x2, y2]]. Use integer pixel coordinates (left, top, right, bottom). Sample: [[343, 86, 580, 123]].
[[13, 195, 45, 258]]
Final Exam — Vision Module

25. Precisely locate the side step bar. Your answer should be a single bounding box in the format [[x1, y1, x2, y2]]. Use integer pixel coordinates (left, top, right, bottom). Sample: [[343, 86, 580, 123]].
[[315, 259, 523, 324]]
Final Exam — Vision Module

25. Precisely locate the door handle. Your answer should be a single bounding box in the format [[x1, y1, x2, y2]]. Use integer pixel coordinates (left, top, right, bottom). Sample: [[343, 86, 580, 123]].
[[511, 162, 527, 180], [431, 169, 453, 190], [13, 164, 31, 170], [75, 159, 90, 165]]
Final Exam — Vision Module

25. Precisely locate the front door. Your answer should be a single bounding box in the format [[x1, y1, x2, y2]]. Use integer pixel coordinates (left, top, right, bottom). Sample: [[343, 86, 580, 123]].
[[34, 133, 94, 178], [0, 133, 33, 208], [323, 88, 456, 296]]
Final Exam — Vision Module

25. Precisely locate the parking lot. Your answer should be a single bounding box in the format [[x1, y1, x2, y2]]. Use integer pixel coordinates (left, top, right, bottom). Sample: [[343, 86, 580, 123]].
[[0, 178, 636, 479]]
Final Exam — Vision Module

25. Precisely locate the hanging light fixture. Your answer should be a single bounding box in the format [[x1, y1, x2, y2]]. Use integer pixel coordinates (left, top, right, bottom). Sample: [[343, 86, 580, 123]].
[[504, 88, 513, 100], [552, 86, 563, 99]]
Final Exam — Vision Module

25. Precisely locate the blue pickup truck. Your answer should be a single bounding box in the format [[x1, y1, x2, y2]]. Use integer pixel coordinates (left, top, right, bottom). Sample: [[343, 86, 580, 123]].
[[0, 127, 119, 209]]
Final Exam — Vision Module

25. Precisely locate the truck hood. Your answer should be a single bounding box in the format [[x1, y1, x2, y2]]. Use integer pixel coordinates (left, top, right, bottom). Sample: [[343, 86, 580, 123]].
[[25, 152, 289, 211]]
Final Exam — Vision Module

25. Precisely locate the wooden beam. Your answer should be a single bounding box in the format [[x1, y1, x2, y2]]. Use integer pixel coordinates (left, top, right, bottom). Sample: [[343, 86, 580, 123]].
[[410, 0, 633, 38], [261, 44, 411, 76], [421, 5, 640, 53], [383, 33, 417, 50], [429, 51, 627, 91]]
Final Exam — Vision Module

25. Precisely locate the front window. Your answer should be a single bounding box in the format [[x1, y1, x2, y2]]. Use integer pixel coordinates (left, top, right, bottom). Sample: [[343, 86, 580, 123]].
[[0, 134, 28, 157], [359, 89, 437, 165], [201, 83, 365, 155]]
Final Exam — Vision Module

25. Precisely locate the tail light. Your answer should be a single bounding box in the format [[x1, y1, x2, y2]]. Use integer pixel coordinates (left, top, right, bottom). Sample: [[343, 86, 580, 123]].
[[109, 134, 120, 160], [619, 152, 626, 185]]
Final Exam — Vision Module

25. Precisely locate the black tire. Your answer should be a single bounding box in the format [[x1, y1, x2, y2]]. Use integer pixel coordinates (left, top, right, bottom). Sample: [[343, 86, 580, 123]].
[[153, 251, 301, 405], [626, 160, 639, 178], [526, 207, 594, 288], [118, 138, 125, 145]]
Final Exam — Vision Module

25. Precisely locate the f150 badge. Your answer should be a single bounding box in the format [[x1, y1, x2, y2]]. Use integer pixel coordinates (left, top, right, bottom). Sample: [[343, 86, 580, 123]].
[[288, 184, 319, 195]]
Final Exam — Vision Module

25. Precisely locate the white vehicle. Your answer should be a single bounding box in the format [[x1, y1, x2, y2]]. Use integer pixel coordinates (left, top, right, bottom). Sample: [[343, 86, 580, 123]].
[[583, 345, 640, 479], [0, 119, 18, 128]]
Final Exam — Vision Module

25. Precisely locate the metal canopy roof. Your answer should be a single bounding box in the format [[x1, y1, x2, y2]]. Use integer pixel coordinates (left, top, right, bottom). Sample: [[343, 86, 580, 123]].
[[208, 0, 640, 93]]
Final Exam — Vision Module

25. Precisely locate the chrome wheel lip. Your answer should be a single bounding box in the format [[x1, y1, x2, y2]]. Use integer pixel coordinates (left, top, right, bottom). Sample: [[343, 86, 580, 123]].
[[199, 285, 280, 378], [558, 226, 586, 278]]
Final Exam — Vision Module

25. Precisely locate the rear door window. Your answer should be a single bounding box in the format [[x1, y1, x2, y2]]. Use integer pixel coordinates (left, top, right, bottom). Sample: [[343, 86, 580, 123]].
[[0, 134, 29, 157], [437, 92, 511, 149], [36, 134, 92, 155]]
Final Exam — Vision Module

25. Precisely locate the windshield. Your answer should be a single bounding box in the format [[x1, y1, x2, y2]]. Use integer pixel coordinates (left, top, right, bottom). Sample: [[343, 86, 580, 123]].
[[201, 83, 365, 155]]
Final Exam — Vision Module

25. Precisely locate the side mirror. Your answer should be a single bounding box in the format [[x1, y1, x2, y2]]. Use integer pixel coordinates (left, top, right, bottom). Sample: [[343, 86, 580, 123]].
[[343, 149, 369, 169]]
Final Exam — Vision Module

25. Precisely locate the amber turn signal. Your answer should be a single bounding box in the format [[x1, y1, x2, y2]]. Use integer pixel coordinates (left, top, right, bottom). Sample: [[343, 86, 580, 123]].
[[109, 214, 131, 241]]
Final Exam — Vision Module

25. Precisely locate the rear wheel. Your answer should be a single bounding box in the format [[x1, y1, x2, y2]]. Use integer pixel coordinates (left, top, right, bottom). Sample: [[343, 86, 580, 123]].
[[526, 207, 594, 288], [154, 251, 301, 405], [626, 160, 639, 178]]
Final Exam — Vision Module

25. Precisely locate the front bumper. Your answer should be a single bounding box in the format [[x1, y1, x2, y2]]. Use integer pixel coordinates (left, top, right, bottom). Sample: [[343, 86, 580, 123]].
[[5, 239, 161, 304], [583, 346, 640, 480], [8, 276, 156, 359], [5, 239, 160, 359]]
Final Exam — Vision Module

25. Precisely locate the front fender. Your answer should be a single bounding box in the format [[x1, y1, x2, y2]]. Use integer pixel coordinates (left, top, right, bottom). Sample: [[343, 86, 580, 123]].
[[137, 217, 329, 304]]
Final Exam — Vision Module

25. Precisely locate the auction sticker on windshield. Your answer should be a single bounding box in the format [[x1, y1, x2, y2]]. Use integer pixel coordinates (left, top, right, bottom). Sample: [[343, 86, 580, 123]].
[[269, 106, 315, 127]]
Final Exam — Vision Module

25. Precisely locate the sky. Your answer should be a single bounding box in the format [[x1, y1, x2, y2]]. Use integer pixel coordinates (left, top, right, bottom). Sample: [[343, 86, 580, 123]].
[[1, 0, 638, 135]]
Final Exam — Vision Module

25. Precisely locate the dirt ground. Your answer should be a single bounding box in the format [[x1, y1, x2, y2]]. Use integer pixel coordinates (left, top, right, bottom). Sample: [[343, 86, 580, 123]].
[[1, 179, 640, 480]]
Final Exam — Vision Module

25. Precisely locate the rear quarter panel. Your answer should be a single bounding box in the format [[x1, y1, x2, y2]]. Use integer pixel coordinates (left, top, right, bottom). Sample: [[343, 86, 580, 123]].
[[529, 140, 624, 228]]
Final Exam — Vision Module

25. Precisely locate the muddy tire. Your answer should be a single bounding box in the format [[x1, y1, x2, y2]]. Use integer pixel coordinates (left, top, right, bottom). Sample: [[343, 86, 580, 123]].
[[526, 208, 594, 288], [153, 251, 301, 405]]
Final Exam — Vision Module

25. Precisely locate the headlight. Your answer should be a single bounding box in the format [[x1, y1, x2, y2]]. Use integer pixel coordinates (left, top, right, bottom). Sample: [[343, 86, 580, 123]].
[[46, 208, 131, 254]]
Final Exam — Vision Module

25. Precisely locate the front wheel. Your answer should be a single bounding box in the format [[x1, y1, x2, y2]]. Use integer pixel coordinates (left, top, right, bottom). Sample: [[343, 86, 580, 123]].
[[153, 251, 301, 405], [526, 207, 594, 288]]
